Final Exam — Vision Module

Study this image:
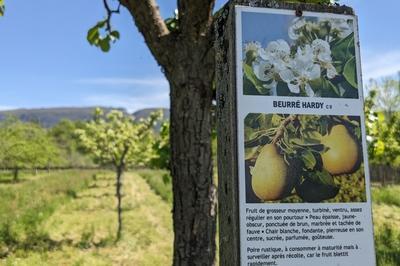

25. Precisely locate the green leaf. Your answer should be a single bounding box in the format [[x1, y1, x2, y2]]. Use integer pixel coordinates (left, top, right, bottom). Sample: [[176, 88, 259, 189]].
[[290, 138, 304, 146], [296, 170, 339, 202], [243, 64, 269, 95], [327, 79, 341, 96], [319, 117, 329, 136], [0, 0, 4, 16], [343, 56, 358, 88], [296, 177, 339, 203], [338, 79, 359, 98], [164, 12, 179, 32], [110, 31, 120, 40], [99, 39, 111, 52], [331, 33, 355, 63], [96, 20, 107, 28], [301, 150, 316, 170], [87, 26, 100, 45], [312, 169, 336, 186], [354, 127, 361, 139]]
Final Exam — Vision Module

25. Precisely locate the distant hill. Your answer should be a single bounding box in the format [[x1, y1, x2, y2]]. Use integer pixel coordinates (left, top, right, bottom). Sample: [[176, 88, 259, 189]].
[[133, 108, 170, 121], [0, 107, 126, 127], [133, 108, 170, 132], [0, 107, 169, 128]]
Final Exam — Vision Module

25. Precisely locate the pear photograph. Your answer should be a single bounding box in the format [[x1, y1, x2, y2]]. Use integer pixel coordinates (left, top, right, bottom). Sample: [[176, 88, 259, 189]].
[[241, 11, 359, 98], [244, 113, 366, 203]]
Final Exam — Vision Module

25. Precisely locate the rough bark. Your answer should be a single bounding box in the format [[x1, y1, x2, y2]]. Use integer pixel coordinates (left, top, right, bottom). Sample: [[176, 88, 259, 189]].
[[169, 82, 216, 265], [215, 4, 241, 266], [167, 42, 217, 265]]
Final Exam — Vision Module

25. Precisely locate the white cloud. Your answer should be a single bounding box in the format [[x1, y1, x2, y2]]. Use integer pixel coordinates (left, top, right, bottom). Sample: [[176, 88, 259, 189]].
[[84, 91, 169, 113], [76, 77, 169, 89], [78, 76, 170, 112], [362, 50, 400, 81], [0, 105, 15, 111]]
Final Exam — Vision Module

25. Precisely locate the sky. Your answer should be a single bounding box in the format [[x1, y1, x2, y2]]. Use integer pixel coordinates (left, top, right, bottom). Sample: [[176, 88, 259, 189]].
[[0, 0, 399, 112]]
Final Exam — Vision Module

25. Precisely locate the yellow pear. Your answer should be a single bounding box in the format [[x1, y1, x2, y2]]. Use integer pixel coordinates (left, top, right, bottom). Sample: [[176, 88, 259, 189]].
[[251, 144, 291, 201], [321, 124, 359, 175]]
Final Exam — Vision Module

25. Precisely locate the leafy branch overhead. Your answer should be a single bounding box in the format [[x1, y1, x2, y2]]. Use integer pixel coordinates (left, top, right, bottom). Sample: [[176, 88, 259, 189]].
[[0, 0, 5, 16], [87, 0, 121, 52]]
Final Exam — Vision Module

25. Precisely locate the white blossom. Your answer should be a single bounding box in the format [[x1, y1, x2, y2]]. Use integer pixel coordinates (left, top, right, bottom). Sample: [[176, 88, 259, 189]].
[[311, 39, 337, 79], [252, 59, 278, 94], [312, 39, 332, 63], [326, 64, 338, 79], [251, 40, 292, 95], [280, 46, 321, 96], [259, 40, 291, 71], [320, 18, 353, 39], [244, 41, 261, 54], [252, 59, 274, 82]]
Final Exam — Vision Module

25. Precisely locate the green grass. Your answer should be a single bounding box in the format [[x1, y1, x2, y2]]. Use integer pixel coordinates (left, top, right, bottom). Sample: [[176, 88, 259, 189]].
[[372, 185, 400, 265], [136, 169, 172, 204], [0, 170, 96, 257], [0, 170, 173, 265], [372, 185, 400, 207], [375, 224, 400, 266]]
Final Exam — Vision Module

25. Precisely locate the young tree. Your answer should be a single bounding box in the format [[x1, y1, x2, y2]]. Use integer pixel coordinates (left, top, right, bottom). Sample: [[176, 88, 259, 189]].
[[76, 108, 160, 240], [0, 119, 60, 181]]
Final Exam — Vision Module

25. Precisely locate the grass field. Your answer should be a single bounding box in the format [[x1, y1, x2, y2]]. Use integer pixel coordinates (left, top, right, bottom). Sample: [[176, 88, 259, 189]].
[[0, 170, 172, 266], [0, 170, 399, 265], [372, 185, 400, 266]]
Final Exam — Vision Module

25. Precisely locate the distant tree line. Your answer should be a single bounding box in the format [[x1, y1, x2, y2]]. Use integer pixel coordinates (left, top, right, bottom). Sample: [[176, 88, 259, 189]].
[[365, 76, 400, 184], [0, 110, 170, 182]]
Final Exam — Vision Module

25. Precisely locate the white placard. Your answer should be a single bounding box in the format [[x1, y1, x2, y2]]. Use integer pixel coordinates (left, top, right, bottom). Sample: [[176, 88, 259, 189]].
[[235, 6, 375, 266]]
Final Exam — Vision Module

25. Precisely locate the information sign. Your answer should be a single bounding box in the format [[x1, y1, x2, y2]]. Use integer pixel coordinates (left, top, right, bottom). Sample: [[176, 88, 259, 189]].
[[216, 4, 376, 266]]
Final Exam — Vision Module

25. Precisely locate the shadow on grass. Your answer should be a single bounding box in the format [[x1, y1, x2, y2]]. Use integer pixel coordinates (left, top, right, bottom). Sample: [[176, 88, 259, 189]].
[[0, 179, 27, 184], [76, 192, 114, 199], [0, 233, 71, 259], [0, 232, 116, 259], [87, 183, 114, 189]]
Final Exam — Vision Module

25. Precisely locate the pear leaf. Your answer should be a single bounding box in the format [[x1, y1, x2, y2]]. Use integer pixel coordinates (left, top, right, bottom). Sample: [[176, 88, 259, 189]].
[[331, 33, 355, 63], [243, 64, 269, 95], [296, 170, 339, 202], [343, 56, 358, 89], [296, 178, 339, 203], [301, 150, 316, 170]]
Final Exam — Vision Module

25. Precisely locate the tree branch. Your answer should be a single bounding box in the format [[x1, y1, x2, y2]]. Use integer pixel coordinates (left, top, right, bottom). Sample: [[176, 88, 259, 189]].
[[178, 0, 216, 38], [119, 0, 173, 65], [271, 115, 298, 144], [103, 0, 121, 32]]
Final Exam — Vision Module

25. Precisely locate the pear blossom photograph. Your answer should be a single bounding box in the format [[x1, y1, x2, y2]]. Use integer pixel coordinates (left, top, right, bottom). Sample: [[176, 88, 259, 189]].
[[240, 9, 359, 98]]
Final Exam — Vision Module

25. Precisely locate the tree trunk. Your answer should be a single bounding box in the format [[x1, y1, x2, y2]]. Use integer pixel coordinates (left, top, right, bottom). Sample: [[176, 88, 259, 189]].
[[116, 166, 123, 241], [13, 168, 19, 182], [169, 75, 217, 265]]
